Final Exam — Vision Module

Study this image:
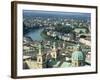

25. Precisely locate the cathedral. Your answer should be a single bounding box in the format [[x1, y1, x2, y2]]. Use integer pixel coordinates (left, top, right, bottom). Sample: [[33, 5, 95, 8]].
[[37, 42, 57, 68], [36, 42, 85, 68]]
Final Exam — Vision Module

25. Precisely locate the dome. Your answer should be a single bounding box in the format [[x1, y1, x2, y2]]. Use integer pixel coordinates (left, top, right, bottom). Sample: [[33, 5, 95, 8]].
[[72, 51, 84, 61]]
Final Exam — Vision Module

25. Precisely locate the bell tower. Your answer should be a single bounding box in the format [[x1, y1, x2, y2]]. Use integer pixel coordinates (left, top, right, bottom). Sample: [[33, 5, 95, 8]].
[[51, 42, 57, 60], [37, 43, 44, 68]]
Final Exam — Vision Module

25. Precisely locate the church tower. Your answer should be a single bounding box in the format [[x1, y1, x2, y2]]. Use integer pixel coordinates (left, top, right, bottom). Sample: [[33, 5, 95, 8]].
[[37, 43, 46, 68], [51, 42, 57, 60], [63, 41, 66, 49]]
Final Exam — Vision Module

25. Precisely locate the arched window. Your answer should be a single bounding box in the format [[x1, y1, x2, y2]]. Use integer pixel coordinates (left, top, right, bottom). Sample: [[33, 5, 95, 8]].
[[39, 58, 41, 62]]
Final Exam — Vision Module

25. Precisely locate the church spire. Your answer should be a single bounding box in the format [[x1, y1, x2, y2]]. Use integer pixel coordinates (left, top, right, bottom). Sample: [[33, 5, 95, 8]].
[[53, 42, 56, 50], [38, 43, 42, 55], [63, 40, 66, 48]]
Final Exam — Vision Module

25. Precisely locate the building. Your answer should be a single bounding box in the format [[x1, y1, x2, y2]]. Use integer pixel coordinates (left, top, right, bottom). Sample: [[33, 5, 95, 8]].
[[51, 42, 57, 60], [85, 52, 91, 64], [74, 28, 87, 34], [37, 42, 57, 68], [61, 33, 74, 41], [79, 38, 91, 46], [71, 44, 85, 67], [37, 43, 46, 68]]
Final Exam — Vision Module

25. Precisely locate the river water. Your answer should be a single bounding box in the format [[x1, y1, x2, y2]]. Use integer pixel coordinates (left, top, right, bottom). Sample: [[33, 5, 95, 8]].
[[25, 28, 45, 41]]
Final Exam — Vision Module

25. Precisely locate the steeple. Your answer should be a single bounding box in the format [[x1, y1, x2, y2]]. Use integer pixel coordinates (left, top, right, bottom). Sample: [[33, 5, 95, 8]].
[[63, 40, 66, 48], [53, 42, 56, 50], [51, 42, 57, 60], [37, 42, 46, 68], [38, 43, 42, 55]]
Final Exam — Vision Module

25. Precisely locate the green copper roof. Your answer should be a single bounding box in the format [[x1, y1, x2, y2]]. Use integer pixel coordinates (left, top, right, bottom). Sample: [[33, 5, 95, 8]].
[[72, 51, 84, 60]]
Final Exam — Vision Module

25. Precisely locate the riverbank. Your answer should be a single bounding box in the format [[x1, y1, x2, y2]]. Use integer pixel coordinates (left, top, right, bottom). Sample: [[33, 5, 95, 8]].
[[40, 30, 56, 41]]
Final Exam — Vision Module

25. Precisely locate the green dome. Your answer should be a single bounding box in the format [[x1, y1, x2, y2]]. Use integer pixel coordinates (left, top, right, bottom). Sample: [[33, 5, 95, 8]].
[[72, 51, 84, 60]]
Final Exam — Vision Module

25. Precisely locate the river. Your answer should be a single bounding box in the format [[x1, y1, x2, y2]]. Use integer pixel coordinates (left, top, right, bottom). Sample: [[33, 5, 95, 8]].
[[25, 28, 45, 41]]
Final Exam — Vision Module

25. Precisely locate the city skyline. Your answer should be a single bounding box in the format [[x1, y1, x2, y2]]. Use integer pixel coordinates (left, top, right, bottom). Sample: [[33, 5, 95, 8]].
[[23, 10, 91, 19]]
